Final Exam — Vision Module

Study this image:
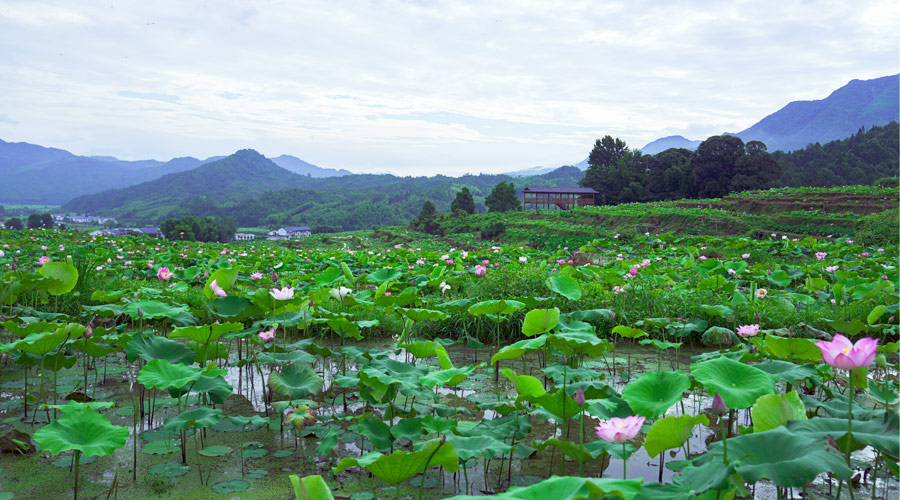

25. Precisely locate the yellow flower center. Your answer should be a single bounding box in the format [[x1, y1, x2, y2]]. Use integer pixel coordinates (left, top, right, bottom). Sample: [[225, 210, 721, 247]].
[[842, 347, 852, 355]]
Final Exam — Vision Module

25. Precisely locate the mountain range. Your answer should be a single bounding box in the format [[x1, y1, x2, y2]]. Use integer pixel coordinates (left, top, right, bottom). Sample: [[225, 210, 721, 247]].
[[640, 74, 899, 155], [2, 74, 897, 206]]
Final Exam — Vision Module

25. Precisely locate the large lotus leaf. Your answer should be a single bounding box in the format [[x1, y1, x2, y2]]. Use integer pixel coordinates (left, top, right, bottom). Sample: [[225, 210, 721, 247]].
[[751, 391, 806, 432], [170, 373, 233, 404], [567, 309, 616, 322], [638, 338, 682, 351], [700, 304, 733, 318], [502, 368, 546, 397], [690, 356, 775, 409], [754, 359, 819, 385], [335, 438, 459, 484], [398, 308, 448, 322], [70, 337, 116, 358], [137, 359, 202, 390], [533, 438, 604, 463], [207, 296, 256, 320], [525, 388, 583, 422], [800, 393, 878, 420], [767, 269, 792, 287], [420, 365, 476, 388], [15, 330, 68, 356], [126, 300, 188, 320], [358, 416, 393, 450], [548, 332, 610, 358], [611, 325, 647, 339], [204, 267, 238, 299], [622, 370, 690, 418], [447, 434, 513, 461], [126, 332, 196, 365], [290, 474, 335, 500], [522, 308, 560, 337], [443, 476, 643, 500], [326, 317, 361, 340], [491, 335, 548, 364], [163, 406, 222, 431], [546, 275, 582, 301], [42, 400, 115, 414], [170, 322, 241, 345], [366, 268, 403, 285], [33, 409, 128, 457], [468, 299, 525, 317], [258, 350, 316, 366], [762, 334, 822, 362], [269, 364, 323, 399], [644, 414, 709, 458], [787, 417, 899, 455], [38, 261, 79, 296], [699, 427, 851, 487]]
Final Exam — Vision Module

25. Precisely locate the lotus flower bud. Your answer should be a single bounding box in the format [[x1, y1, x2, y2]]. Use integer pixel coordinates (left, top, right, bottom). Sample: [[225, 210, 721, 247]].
[[84, 325, 93, 339], [574, 388, 586, 406], [271, 270, 278, 282], [137, 308, 143, 318], [711, 393, 727, 416]]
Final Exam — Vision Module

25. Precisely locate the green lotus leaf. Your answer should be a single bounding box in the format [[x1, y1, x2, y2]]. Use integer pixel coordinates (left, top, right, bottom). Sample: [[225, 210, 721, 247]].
[[700, 304, 733, 318], [502, 368, 546, 398], [524, 388, 582, 422], [754, 359, 819, 385], [491, 335, 548, 364], [761, 334, 822, 362], [126, 332, 196, 365], [767, 269, 792, 287], [41, 400, 114, 414], [787, 416, 899, 455], [751, 391, 807, 432], [420, 365, 476, 388], [137, 359, 202, 390], [690, 356, 775, 409], [548, 332, 610, 358], [290, 474, 335, 500], [546, 275, 582, 301], [533, 438, 603, 463], [204, 267, 238, 300], [644, 414, 709, 458], [397, 308, 449, 322], [334, 438, 459, 485], [38, 261, 79, 296], [269, 364, 324, 399], [33, 408, 128, 457], [163, 406, 222, 431], [446, 434, 513, 461], [170, 373, 233, 404], [443, 476, 643, 500], [611, 325, 647, 339], [199, 445, 232, 457], [622, 370, 690, 418], [148, 461, 191, 477], [15, 330, 68, 356], [698, 426, 851, 487], [521, 308, 560, 337], [366, 268, 403, 285], [126, 300, 189, 320], [468, 299, 525, 317], [141, 439, 179, 455], [638, 338, 682, 350]]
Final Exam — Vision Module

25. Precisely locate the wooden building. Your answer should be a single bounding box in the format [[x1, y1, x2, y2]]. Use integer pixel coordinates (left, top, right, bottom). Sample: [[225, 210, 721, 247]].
[[522, 187, 598, 210]]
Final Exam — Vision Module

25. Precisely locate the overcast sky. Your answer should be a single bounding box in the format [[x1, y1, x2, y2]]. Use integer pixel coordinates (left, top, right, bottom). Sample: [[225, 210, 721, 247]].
[[1, 1, 897, 175]]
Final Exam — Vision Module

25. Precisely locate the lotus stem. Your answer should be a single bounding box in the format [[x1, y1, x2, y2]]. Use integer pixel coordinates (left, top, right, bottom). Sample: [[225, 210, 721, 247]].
[[74, 449, 81, 500], [622, 442, 627, 479]]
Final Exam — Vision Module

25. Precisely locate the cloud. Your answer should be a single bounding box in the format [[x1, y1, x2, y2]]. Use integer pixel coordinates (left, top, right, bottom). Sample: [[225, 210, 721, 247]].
[[115, 91, 181, 104], [0, 0, 896, 174]]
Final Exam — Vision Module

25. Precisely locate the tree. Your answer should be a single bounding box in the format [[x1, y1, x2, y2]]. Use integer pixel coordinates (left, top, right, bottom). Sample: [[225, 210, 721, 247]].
[[160, 215, 236, 242], [450, 187, 476, 215], [26, 213, 42, 229], [588, 135, 629, 170], [40, 213, 54, 229], [485, 182, 521, 212], [689, 135, 746, 198], [410, 200, 443, 235], [5, 217, 23, 230], [580, 136, 642, 205], [729, 141, 781, 192]]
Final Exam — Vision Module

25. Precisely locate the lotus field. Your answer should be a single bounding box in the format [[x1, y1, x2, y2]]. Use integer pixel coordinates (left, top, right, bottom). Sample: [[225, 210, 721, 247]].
[[0, 228, 897, 500]]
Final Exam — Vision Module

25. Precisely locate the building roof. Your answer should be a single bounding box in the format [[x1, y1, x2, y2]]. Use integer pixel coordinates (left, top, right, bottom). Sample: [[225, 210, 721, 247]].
[[283, 226, 311, 232], [522, 187, 598, 194]]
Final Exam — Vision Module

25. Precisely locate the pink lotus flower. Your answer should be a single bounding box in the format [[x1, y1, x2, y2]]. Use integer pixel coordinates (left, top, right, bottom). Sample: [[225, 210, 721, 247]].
[[815, 334, 878, 370], [825, 265, 839, 272], [736, 324, 760, 337], [474, 265, 486, 277], [210, 279, 227, 298], [815, 252, 827, 260], [269, 286, 294, 301], [755, 288, 768, 299], [574, 388, 586, 406], [711, 393, 727, 416], [628, 268, 638, 276], [157, 266, 173, 280], [595, 415, 645, 443], [38, 256, 50, 266], [258, 328, 275, 341], [84, 325, 93, 339], [250, 272, 263, 280]]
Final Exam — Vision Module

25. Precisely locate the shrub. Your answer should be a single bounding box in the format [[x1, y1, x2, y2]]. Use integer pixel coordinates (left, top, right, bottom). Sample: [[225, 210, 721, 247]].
[[856, 208, 899, 247], [479, 221, 506, 240], [874, 177, 899, 189]]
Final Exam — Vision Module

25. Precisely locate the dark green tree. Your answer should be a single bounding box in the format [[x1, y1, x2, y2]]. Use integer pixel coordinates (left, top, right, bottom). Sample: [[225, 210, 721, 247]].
[[450, 187, 476, 215], [26, 213, 42, 229], [689, 135, 746, 198], [5, 217, 23, 230], [160, 215, 236, 242], [485, 182, 521, 212], [588, 135, 629, 169], [40, 213, 54, 229], [410, 200, 443, 235], [729, 141, 781, 192]]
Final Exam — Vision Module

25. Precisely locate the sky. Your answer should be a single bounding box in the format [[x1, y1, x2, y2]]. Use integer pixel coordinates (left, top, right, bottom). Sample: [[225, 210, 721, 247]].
[[0, 1, 898, 176]]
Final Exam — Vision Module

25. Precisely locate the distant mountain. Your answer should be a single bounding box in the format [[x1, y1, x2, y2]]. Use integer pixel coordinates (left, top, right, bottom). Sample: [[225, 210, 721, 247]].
[[0, 140, 214, 204], [636, 74, 899, 157], [269, 155, 352, 177], [505, 157, 590, 177], [640, 136, 702, 155], [734, 75, 899, 152], [61, 149, 308, 215]]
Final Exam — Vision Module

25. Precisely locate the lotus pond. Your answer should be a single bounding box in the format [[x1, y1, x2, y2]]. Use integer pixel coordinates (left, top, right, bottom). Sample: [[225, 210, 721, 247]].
[[0, 227, 897, 500]]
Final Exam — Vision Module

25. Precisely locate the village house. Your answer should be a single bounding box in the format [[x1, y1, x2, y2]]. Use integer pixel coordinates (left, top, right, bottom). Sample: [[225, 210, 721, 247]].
[[522, 187, 598, 210]]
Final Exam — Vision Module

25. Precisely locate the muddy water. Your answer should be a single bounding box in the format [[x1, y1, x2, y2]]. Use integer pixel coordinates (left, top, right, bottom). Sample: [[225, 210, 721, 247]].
[[0, 337, 896, 499]]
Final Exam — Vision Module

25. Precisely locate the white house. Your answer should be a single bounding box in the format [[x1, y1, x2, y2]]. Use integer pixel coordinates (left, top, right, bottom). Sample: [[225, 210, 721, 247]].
[[234, 233, 256, 241], [267, 226, 312, 239]]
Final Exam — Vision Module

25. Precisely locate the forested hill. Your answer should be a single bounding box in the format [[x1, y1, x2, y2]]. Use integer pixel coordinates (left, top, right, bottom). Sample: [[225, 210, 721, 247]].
[[775, 121, 899, 187], [62, 149, 585, 230]]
